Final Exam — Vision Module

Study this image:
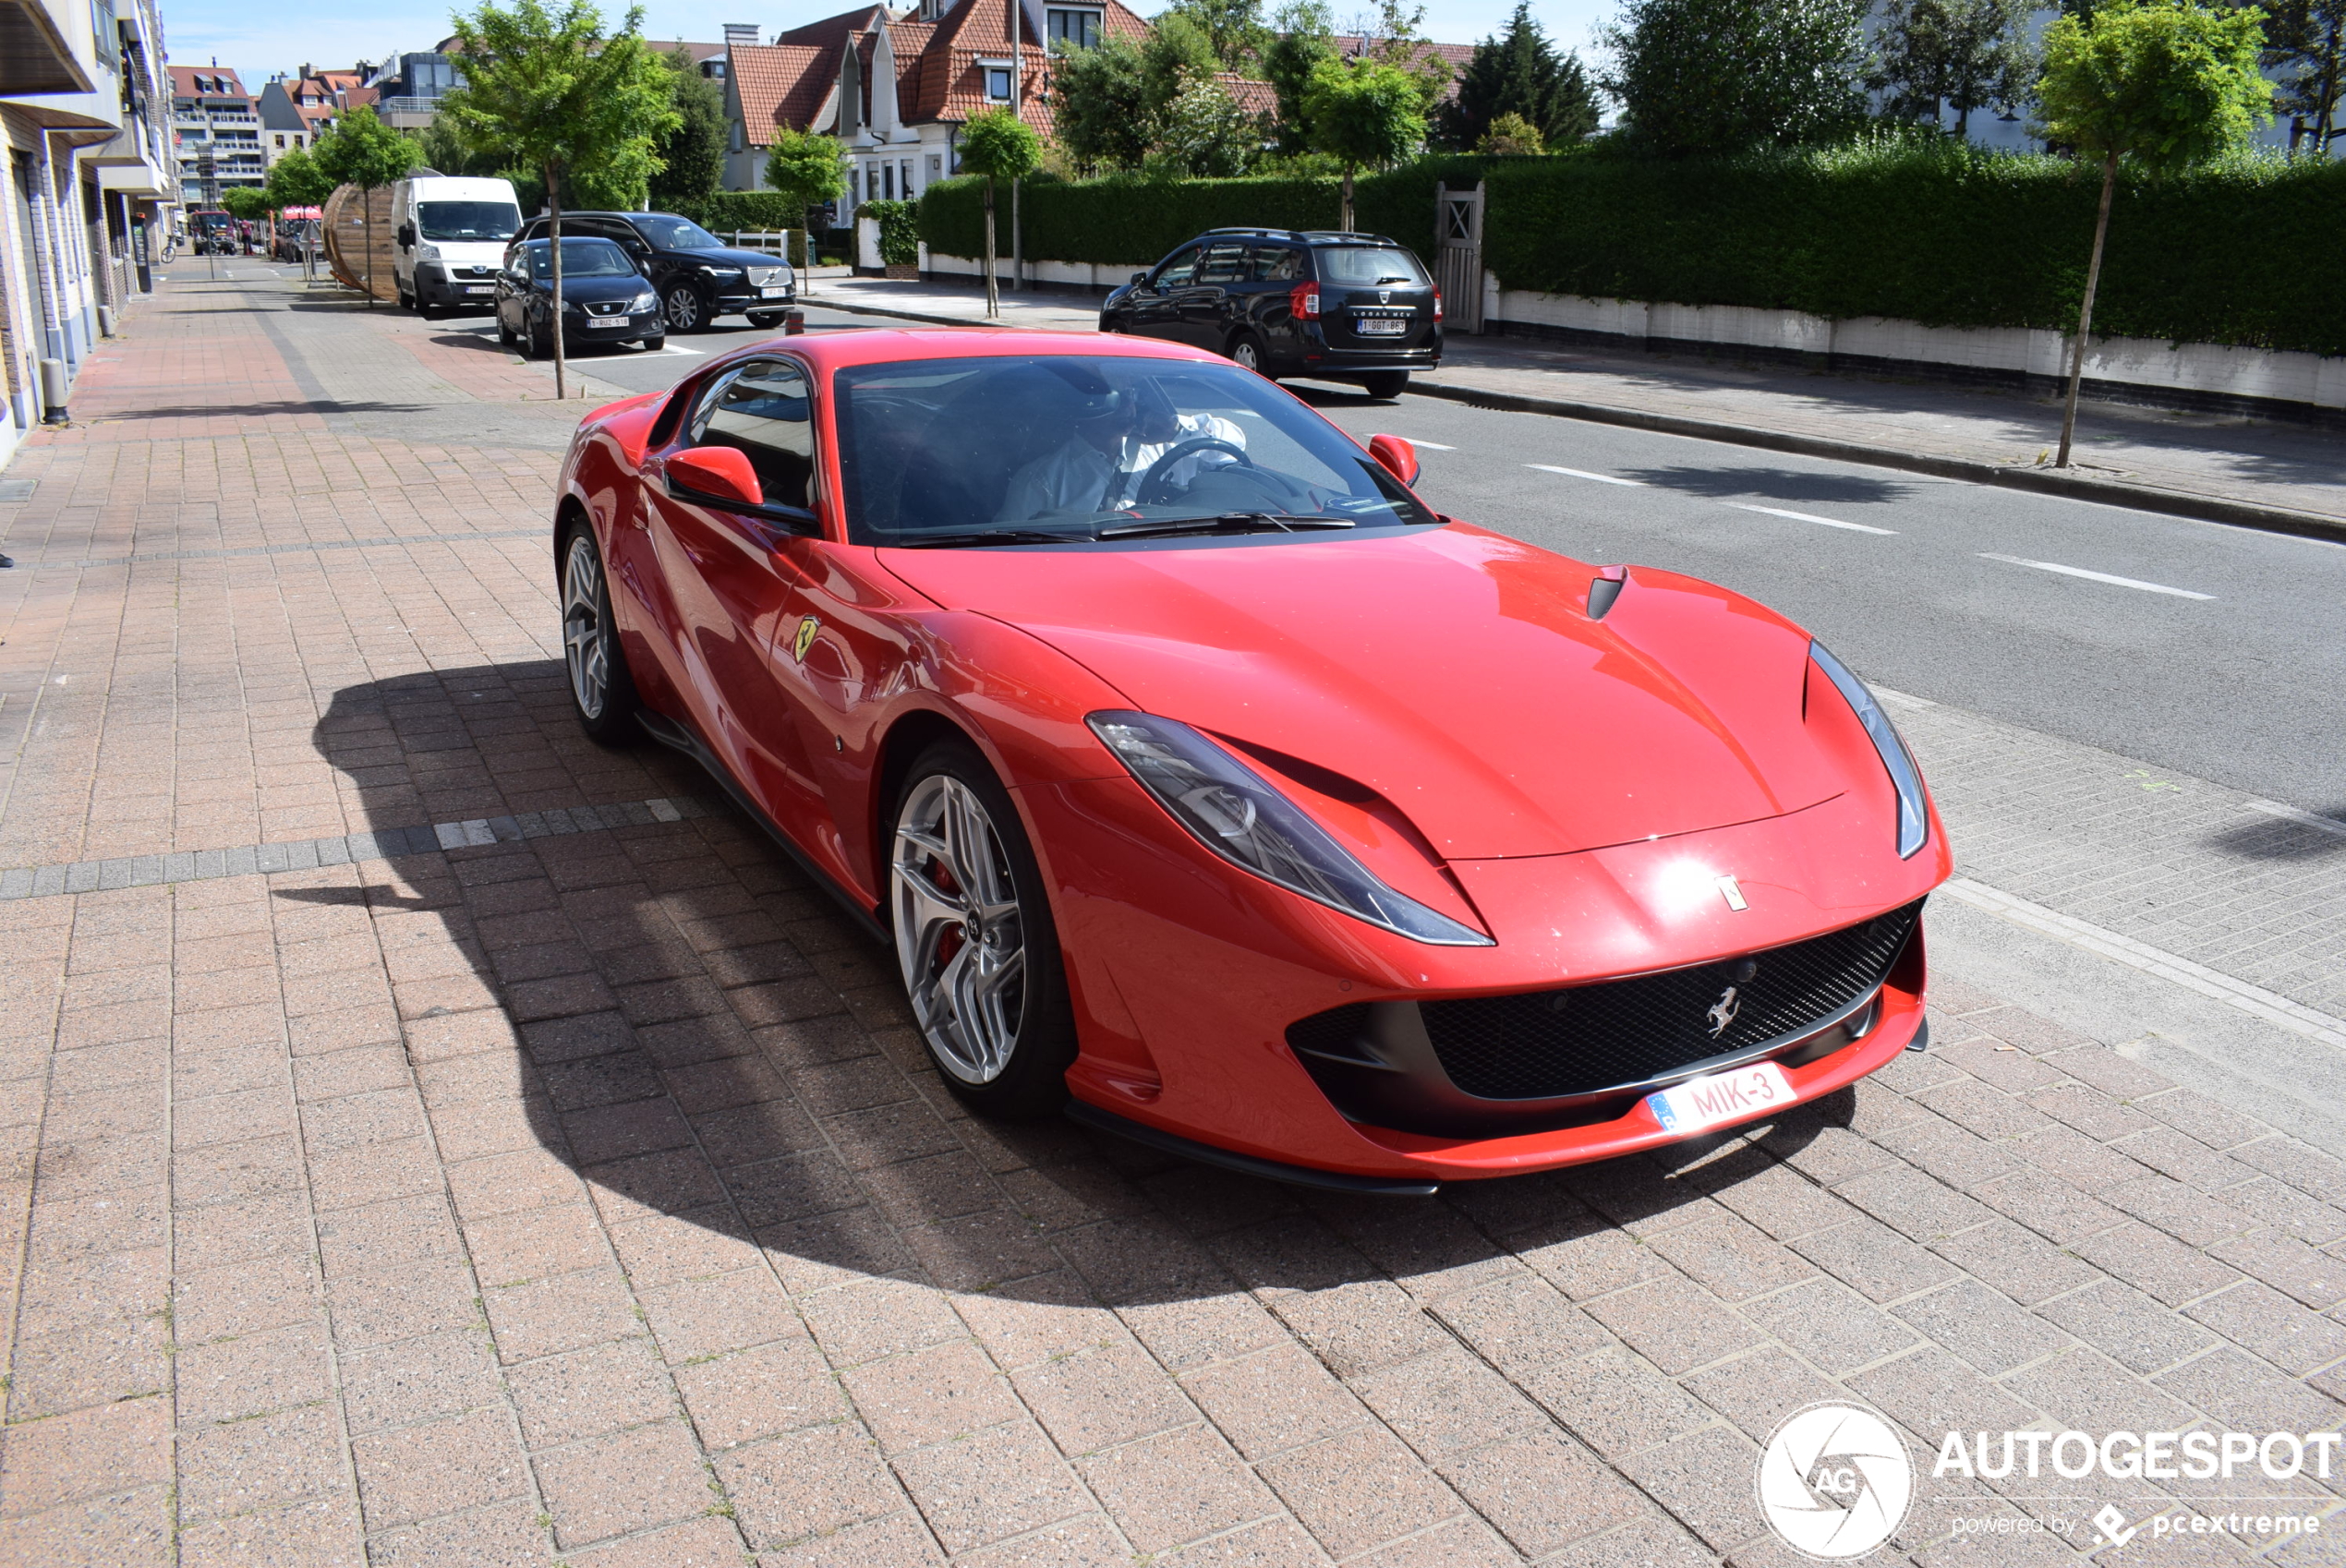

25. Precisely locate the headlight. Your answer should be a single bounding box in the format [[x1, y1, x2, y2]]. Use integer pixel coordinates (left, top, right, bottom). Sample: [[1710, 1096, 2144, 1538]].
[[1088, 711, 1492, 946], [1809, 643, 1929, 858], [417, 244, 441, 260], [630, 290, 658, 312], [703, 265, 744, 278]]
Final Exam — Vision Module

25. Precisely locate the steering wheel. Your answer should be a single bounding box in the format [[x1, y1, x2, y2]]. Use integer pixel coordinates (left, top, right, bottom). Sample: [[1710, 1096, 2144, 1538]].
[[1132, 437, 1253, 506]]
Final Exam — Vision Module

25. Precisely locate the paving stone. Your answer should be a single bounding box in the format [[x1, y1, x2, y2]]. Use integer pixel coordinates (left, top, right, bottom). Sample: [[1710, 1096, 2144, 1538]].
[[2186, 1281, 2346, 1376], [2036, 1278, 2220, 1376], [890, 1418, 1092, 1554], [1255, 1424, 1465, 1560], [1618, 1423, 1766, 1552], [1580, 1270, 1762, 1375], [1740, 1275, 1923, 1375], [1892, 1279, 2074, 1376], [713, 1422, 902, 1549]]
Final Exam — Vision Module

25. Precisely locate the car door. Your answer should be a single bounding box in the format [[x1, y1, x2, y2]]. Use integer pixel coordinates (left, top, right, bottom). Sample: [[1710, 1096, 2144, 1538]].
[[644, 357, 832, 838], [1126, 244, 1199, 341], [1177, 240, 1252, 349]]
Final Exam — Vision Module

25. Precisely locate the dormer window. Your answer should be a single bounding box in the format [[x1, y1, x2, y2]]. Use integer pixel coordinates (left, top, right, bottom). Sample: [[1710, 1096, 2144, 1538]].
[[983, 65, 1012, 101], [1046, 7, 1101, 48]]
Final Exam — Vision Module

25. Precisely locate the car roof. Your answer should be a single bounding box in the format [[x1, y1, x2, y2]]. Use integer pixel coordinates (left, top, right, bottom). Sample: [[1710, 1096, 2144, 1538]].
[[721, 327, 1227, 375], [1196, 227, 1409, 247]]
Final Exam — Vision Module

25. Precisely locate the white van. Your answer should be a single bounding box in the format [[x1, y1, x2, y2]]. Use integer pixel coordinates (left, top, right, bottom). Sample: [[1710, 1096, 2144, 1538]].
[[391, 173, 525, 317]]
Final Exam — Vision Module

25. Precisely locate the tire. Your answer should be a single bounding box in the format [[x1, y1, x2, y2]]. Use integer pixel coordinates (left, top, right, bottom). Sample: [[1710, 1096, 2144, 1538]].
[[1360, 370, 1409, 399], [888, 742, 1076, 1117], [662, 283, 708, 333], [1227, 332, 1273, 380], [559, 525, 643, 747], [745, 310, 783, 330], [637, 334, 666, 352], [527, 318, 550, 359], [396, 280, 414, 309], [497, 314, 515, 347]]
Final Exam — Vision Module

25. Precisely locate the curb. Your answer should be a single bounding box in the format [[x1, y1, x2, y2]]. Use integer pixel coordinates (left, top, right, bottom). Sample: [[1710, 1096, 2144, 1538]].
[[807, 293, 2346, 547], [807, 293, 1095, 332], [1405, 380, 2346, 547]]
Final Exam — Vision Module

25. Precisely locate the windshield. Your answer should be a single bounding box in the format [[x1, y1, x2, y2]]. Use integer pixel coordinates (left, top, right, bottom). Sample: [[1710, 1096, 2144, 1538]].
[[632, 214, 724, 250], [833, 355, 1435, 547], [524, 239, 636, 279], [417, 200, 521, 242], [1316, 246, 1429, 287]]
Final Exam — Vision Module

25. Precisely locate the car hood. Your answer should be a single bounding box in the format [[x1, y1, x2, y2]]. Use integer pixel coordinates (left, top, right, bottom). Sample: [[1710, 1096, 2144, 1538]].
[[676, 247, 791, 271], [879, 525, 1848, 859], [545, 274, 653, 303]]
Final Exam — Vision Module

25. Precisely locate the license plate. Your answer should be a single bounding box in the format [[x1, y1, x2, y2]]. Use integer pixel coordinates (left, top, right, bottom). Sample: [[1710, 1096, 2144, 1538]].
[[1356, 317, 1409, 336], [465, 284, 494, 295], [1645, 1062, 1795, 1135], [759, 285, 790, 298], [586, 317, 630, 328]]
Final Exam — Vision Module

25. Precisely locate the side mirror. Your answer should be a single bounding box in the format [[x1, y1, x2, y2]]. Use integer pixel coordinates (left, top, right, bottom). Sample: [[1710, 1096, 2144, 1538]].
[[667, 447, 764, 510], [1129, 271, 1147, 287], [1367, 434, 1419, 488], [396, 223, 415, 248]]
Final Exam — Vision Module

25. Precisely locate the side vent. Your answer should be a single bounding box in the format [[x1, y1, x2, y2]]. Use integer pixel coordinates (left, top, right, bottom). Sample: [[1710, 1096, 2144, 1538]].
[[1586, 566, 1626, 621]]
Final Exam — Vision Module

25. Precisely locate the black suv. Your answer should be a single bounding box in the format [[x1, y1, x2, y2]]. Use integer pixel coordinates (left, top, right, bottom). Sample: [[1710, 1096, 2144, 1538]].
[[510, 211, 795, 333], [1100, 228, 1442, 397]]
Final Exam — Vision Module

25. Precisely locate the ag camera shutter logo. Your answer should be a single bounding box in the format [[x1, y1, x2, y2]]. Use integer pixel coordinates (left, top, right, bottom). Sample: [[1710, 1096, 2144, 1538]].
[[1757, 1404, 1914, 1559]]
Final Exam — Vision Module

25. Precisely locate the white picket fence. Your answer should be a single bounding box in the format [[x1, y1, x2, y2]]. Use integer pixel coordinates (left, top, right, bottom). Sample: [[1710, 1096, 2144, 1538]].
[[726, 230, 810, 269]]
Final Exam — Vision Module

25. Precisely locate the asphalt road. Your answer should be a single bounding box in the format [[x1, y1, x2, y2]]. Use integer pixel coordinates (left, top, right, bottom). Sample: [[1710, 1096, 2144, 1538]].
[[381, 293, 2346, 814]]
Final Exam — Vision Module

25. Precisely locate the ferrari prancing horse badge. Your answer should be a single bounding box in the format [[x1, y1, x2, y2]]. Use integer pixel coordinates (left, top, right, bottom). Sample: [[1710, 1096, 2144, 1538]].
[[792, 615, 820, 661]]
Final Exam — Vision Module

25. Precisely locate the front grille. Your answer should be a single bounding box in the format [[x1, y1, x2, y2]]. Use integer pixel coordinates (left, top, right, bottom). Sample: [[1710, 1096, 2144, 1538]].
[[585, 300, 626, 315], [1417, 901, 1922, 1101], [747, 265, 786, 287]]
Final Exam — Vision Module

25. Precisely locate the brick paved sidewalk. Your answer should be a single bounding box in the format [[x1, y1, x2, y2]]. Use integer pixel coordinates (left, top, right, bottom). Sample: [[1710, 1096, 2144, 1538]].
[[2, 275, 2344, 1567], [813, 276, 2346, 527]]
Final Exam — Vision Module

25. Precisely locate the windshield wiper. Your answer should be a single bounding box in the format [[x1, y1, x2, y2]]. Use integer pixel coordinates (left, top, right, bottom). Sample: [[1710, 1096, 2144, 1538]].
[[1097, 512, 1357, 540], [894, 528, 1090, 549]]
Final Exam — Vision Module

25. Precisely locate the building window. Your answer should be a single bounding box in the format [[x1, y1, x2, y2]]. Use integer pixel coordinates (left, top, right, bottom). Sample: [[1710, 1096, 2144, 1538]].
[[984, 66, 1012, 102], [273, 134, 284, 147], [1046, 8, 1102, 48]]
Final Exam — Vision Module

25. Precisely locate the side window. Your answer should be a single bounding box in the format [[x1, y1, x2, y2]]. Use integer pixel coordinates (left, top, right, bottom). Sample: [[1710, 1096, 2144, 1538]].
[[1195, 241, 1251, 284], [688, 359, 816, 513], [1154, 245, 1202, 289], [1252, 246, 1300, 282]]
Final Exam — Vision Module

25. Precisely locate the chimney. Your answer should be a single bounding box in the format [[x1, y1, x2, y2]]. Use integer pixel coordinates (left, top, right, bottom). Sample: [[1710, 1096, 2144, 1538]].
[[723, 22, 759, 48]]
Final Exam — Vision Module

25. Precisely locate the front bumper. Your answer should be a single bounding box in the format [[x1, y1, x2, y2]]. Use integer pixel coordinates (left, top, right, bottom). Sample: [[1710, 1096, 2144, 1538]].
[[1026, 777, 1949, 1185], [562, 308, 663, 338], [417, 263, 502, 307], [711, 285, 796, 314]]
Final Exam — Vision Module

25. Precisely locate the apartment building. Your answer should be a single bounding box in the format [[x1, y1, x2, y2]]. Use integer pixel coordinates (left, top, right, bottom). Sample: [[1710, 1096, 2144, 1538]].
[[1, 0, 176, 460], [171, 63, 262, 202]]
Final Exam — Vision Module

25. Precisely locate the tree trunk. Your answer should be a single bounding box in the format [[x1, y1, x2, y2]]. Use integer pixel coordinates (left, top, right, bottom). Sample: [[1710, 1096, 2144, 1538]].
[[1340, 166, 1355, 232], [549, 169, 568, 402], [363, 192, 374, 307], [1011, 175, 1022, 293], [983, 175, 999, 319], [2055, 151, 2119, 469]]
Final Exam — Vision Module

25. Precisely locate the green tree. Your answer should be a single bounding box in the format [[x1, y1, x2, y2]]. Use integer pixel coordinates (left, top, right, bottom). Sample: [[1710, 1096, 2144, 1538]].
[[1162, 0, 1270, 68], [1867, 0, 2038, 136], [220, 183, 269, 251], [957, 106, 1042, 317], [413, 115, 505, 176], [438, 0, 680, 399], [1601, 0, 1870, 154], [1049, 35, 1155, 170], [1435, 1, 1598, 150], [1262, 0, 1337, 152], [2037, 0, 2271, 465], [1148, 78, 1269, 175], [2264, 0, 2345, 151], [1478, 110, 1546, 153], [264, 144, 333, 209], [1304, 57, 1425, 228], [763, 127, 849, 223], [312, 106, 416, 307], [1143, 12, 1224, 112], [650, 44, 726, 206]]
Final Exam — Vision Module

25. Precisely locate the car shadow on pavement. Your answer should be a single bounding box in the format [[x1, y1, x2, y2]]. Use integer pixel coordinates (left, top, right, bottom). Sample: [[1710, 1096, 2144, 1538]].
[[92, 399, 441, 421], [1613, 464, 1917, 506], [2205, 810, 2346, 862], [286, 657, 1855, 1316]]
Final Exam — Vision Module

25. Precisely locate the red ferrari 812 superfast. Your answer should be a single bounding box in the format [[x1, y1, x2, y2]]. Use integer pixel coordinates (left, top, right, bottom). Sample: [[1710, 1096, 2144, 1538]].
[[553, 327, 1951, 1195]]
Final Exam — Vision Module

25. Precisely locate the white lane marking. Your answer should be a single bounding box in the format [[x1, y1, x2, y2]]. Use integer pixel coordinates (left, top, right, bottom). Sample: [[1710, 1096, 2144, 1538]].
[[2244, 798, 2346, 839], [1980, 552, 2214, 599], [1405, 440, 1457, 450], [1869, 685, 1936, 712], [1727, 502, 1897, 536], [1944, 877, 2346, 1050], [1528, 464, 1644, 487]]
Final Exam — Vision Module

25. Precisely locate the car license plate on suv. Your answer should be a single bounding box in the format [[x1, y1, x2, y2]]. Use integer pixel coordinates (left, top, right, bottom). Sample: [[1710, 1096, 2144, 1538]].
[[1355, 316, 1409, 336], [1644, 1062, 1793, 1134], [759, 285, 790, 298]]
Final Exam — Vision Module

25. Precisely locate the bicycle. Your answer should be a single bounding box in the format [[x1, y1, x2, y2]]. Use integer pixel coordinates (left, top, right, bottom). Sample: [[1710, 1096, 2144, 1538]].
[[158, 232, 180, 265]]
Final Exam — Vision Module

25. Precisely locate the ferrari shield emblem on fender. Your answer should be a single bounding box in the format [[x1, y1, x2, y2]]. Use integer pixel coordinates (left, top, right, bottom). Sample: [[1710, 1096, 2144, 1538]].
[[792, 615, 820, 661], [1706, 986, 1742, 1038]]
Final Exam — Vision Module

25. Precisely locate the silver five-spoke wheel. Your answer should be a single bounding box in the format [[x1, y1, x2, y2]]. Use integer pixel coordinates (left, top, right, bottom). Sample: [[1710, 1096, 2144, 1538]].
[[562, 534, 610, 721], [891, 774, 1027, 1085]]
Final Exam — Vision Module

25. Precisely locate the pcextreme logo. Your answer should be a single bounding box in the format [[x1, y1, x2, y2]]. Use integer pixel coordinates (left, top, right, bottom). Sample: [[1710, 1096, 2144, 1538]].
[[1756, 1404, 1914, 1560]]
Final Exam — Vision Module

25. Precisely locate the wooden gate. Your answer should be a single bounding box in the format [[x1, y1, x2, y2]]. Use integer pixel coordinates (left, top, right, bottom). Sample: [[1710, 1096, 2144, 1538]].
[[1433, 181, 1483, 334]]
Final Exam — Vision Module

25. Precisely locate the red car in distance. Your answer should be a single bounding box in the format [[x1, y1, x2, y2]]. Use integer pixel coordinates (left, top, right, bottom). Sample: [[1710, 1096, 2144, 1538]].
[[553, 328, 1951, 1194]]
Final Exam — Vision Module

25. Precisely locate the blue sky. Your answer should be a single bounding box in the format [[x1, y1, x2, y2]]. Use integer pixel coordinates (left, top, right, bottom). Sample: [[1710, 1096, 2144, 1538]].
[[164, 0, 1617, 89]]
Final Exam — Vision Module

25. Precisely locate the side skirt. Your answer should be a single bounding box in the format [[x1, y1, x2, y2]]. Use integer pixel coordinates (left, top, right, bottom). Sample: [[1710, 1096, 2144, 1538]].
[[633, 708, 890, 947], [1064, 1098, 1440, 1198]]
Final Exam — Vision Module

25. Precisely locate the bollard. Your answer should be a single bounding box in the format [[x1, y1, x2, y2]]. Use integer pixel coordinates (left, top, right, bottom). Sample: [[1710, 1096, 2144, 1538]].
[[97, 306, 116, 339], [783, 310, 806, 335], [38, 359, 68, 424]]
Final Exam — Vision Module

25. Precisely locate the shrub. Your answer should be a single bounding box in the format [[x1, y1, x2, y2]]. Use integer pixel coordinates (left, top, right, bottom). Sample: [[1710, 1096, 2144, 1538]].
[[670, 191, 811, 235], [858, 199, 921, 266]]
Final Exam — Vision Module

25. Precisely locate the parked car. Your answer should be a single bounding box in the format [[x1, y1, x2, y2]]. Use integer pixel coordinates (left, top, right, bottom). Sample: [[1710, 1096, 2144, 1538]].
[[272, 216, 320, 262], [494, 237, 664, 356], [187, 209, 237, 257], [547, 327, 1948, 1191], [393, 174, 525, 317], [1100, 227, 1442, 398], [511, 211, 795, 333]]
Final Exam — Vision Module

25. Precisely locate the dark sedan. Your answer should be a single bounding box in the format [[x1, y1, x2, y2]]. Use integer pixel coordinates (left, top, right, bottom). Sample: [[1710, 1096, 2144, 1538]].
[[495, 238, 666, 356]]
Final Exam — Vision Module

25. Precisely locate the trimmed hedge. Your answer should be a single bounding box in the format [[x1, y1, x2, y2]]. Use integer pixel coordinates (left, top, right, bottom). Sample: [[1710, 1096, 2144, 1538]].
[[916, 142, 2346, 356], [670, 191, 808, 235], [858, 199, 921, 266]]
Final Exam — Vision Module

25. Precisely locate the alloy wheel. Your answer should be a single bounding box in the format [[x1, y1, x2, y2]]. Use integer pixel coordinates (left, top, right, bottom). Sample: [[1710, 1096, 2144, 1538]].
[[890, 775, 1028, 1085], [1233, 339, 1261, 371], [562, 534, 609, 720], [664, 285, 702, 332]]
